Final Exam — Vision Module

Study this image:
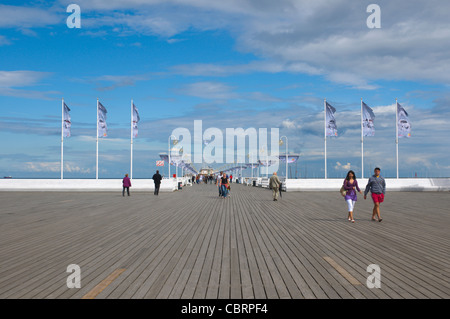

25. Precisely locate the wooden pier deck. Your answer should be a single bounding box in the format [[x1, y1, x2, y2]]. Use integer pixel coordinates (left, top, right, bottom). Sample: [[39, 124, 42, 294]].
[[0, 183, 449, 299]]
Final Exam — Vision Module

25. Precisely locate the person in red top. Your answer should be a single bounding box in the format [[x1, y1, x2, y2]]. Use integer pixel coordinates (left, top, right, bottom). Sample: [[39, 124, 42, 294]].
[[122, 174, 131, 196], [230, 174, 233, 183]]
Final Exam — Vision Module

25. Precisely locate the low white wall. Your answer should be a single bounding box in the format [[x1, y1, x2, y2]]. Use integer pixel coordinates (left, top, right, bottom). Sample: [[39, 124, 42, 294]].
[[1, 177, 449, 192], [0, 178, 191, 192], [283, 178, 450, 192], [222, 177, 450, 192]]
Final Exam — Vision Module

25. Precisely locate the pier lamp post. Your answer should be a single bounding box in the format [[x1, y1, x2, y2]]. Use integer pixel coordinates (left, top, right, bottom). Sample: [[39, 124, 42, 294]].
[[247, 152, 254, 180], [280, 136, 288, 180], [168, 135, 178, 179]]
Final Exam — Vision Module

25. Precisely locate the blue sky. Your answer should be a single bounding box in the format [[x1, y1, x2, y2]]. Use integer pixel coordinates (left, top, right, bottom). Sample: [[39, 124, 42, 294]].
[[1, 0, 449, 179]]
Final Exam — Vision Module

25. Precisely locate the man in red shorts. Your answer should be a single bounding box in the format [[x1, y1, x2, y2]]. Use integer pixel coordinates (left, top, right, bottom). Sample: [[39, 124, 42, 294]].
[[364, 167, 386, 222]]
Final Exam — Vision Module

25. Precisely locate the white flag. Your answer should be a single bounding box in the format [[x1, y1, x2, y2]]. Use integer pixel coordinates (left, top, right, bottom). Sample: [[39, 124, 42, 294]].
[[132, 103, 140, 138], [98, 101, 107, 138], [397, 102, 411, 138], [63, 103, 71, 138], [325, 102, 338, 136], [362, 101, 375, 137]]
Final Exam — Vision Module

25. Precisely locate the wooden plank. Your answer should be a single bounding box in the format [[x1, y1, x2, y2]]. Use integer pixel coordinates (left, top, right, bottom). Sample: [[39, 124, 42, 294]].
[[82, 269, 126, 299], [323, 257, 361, 285]]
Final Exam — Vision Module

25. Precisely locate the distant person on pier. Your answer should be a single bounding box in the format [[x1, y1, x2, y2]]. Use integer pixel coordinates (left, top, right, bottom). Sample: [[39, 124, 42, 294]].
[[342, 170, 362, 223], [364, 167, 386, 222], [220, 173, 229, 199], [152, 170, 162, 196], [122, 174, 131, 197], [217, 172, 223, 197], [269, 172, 281, 201]]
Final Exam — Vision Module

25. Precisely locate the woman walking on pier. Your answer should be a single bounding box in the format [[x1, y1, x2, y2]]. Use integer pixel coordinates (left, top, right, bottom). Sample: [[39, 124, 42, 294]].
[[122, 174, 131, 196], [342, 170, 362, 223]]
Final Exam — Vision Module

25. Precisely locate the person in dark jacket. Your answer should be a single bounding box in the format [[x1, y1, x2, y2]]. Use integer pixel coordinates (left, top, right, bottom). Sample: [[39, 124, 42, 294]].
[[152, 170, 162, 195], [122, 174, 131, 196]]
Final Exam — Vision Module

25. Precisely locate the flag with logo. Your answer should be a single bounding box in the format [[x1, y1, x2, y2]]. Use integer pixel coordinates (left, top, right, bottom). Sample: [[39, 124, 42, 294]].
[[63, 103, 71, 138], [325, 102, 338, 136], [362, 101, 375, 137], [98, 101, 107, 137], [156, 160, 164, 167], [397, 102, 411, 138], [132, 103, 140, 138]]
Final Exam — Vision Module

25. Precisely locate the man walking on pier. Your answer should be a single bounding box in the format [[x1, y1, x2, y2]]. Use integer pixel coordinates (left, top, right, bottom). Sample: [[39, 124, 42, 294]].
[[269, 172, 281, 201], [217, 172, 223, 197], [152, 170, 162, 195], [364, 167, 386, 222]]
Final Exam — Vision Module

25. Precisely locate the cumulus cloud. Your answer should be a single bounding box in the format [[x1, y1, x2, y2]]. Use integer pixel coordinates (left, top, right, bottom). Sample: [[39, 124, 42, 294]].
[[0, 70, 50, 87], [54, 0, 450, 87], [281, 119, 300, 130], [92, 74, 150, 91], [176, 81, 239, 100], [0, 4, 61, 28], [0, 70, 57, 100], [5, 1, 449, 87], [335, 162, 352, 171], [24, 162, 91, 174]]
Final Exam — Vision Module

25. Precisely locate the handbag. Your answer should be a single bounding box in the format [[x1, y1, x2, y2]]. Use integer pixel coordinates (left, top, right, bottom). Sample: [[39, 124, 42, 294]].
[[340, 180, 347, 197]]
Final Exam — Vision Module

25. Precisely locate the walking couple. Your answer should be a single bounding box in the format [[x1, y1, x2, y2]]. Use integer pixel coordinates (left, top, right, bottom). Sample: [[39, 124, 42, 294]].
[[342, 167, 385, 223]]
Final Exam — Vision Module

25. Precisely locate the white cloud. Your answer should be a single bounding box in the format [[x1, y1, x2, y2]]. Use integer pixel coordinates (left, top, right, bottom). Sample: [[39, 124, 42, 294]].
[[24, 162, 60, 173], [0, 70, 50, 87], [0, 70, 57, 99], [281, 119, 300, 130], [335, 162, 352, 171], [170, 60, 322, 77], [0, 1, 442, 87], [0, 4, 60, 28], [56, 0, 450, 87], [176, 81, 239, 100], [92, 74, 149, 91], [23, 161, 91, 174]]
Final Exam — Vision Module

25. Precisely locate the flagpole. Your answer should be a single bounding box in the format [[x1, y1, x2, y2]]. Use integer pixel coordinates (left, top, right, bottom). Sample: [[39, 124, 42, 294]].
[[396, 98, 399, 179], [130, 99, 133, 180], [61, 98, 64, 180], [361, 98, 364, 179], [96, 98, 99, 180], [286, 137, 288, 179], [324, 99, 327, 179]]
